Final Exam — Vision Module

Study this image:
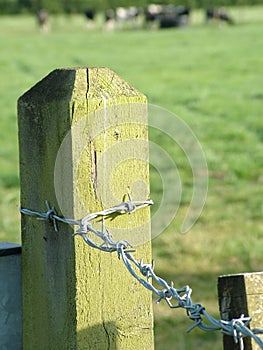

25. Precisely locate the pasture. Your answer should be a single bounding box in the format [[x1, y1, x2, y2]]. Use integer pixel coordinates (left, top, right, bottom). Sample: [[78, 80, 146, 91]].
[[0, 7, 263, 349]]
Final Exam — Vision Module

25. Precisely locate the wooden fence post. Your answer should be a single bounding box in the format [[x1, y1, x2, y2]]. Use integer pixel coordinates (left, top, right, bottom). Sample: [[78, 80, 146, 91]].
[[18, 68, 154, 349], [218, 272, 263, 350], [0, 242, 22, 349]]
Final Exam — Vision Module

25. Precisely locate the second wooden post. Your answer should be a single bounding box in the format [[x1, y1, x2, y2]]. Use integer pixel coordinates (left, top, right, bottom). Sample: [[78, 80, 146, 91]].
[[218, 272, 263, 350]]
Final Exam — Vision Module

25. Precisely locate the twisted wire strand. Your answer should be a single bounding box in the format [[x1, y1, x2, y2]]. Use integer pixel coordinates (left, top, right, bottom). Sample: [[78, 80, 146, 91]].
[[20, 199, 263, 349]]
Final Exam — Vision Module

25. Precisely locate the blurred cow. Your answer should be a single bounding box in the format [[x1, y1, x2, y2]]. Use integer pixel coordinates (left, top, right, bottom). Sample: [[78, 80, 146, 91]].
[[159, 5, 180, 28], [85, 9, 95, 20], [115, 6, 141, 29], [36, 9, 48, 32], [145, 4, 190, 29], [145, 4, 163, 22], [206, 8, 234, 25], [175, 6, 191, 26], [104, 8, 116, 31], [84, 9, 96, 29]]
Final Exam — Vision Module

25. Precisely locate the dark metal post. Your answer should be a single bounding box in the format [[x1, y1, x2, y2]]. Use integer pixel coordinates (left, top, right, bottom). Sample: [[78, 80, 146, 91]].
[[0, 242, 22, 349]]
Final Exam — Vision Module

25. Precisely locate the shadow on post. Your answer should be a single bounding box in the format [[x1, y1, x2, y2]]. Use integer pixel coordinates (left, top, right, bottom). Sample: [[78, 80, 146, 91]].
[[77, 321, 119, 349]]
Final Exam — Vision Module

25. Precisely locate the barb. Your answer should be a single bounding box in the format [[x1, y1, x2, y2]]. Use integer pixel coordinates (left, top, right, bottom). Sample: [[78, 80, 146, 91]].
[[20, 197, 263, 349]]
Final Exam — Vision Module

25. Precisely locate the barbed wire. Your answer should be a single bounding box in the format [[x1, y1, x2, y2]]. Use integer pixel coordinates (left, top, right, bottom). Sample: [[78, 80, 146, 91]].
[[20, 197, 263, 349]]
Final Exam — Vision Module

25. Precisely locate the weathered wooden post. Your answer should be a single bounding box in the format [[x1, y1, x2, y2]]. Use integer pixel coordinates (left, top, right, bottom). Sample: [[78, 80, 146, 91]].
[[218, 272, 263, 350], [18, 68, 154, 349], [0, 242, 22, 349]]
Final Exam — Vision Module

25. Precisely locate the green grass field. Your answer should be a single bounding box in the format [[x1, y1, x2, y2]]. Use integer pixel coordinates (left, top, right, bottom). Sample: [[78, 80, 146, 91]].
[[0, 7, 263, 349]]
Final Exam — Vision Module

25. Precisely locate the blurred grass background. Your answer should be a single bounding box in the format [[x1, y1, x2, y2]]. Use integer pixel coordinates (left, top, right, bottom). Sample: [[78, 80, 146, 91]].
[[0, 7, 262, 349]]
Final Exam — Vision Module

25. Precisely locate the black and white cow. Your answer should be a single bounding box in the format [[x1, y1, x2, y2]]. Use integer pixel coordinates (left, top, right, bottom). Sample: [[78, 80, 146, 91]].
[[115, 6, 141, 29], [36, 9, 49, 32], [145, 4, 191, 29], [206, 8, 234, 25]]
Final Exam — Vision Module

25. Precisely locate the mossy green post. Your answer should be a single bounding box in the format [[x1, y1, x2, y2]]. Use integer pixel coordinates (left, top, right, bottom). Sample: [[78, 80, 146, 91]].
[[18, 68, 154, 349], [218, 272, 263, 350]]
